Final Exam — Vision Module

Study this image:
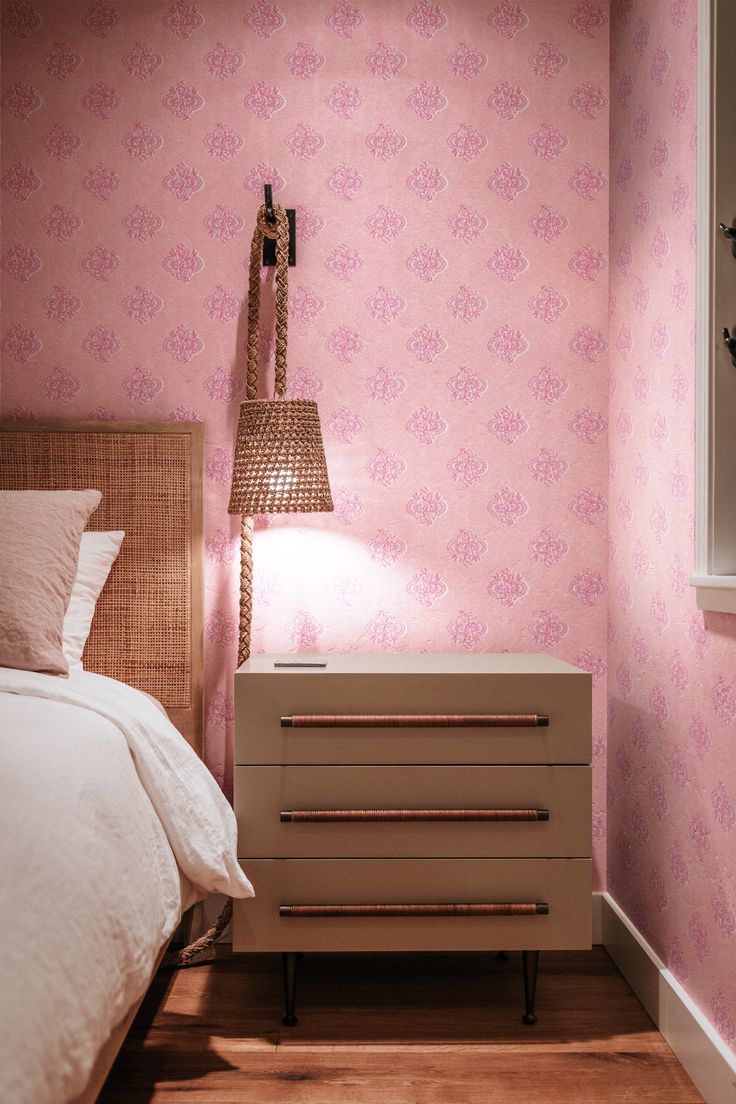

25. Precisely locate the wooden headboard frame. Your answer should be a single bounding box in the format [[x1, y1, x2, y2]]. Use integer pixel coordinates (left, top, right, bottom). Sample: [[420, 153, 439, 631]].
[[0, 421, 204, 754]]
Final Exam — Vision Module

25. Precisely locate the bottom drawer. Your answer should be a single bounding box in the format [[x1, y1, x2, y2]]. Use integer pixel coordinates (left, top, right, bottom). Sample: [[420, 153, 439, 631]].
[[234, 858, 591, 952]]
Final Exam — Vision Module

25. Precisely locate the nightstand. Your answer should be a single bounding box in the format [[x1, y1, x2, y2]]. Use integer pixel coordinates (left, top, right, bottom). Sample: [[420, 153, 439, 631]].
[[233, 654, 592, 1025]]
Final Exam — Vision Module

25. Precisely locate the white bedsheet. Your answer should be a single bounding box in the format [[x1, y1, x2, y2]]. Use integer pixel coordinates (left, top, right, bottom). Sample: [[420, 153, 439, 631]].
[[0, 668, 253, 1104]]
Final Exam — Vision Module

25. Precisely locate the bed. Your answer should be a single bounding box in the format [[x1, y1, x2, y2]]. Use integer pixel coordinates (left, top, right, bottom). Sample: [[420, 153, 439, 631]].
[[0, 421, 253, 1104]]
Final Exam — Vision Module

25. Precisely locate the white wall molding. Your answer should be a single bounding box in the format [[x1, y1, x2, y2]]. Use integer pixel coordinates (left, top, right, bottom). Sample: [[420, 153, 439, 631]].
[[591, 889, 603, 944], [692, 0, 713, 595], [691, 0, 736, 608], [599, 892, 736, 1104], [688, 574, 736, 614]]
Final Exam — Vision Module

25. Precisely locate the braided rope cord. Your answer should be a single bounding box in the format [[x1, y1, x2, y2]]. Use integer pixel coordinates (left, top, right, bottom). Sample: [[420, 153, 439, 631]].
[[247, 203, 290, 401], [238, 514, 254, 668], [160, 898, 233, 970], [165, 205, 289, 970]]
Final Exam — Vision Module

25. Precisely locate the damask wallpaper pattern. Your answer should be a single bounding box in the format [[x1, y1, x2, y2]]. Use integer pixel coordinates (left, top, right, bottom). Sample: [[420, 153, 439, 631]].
[[0, 0, 611, 867], [2, 0, 734, 1061], [608, 0, 736, 1050]]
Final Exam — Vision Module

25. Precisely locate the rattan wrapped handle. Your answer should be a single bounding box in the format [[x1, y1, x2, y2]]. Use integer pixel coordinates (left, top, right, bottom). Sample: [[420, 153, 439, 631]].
[[280, 808, 550, 822], [281, 713, 549, 728], [280, 903, 550, 917]]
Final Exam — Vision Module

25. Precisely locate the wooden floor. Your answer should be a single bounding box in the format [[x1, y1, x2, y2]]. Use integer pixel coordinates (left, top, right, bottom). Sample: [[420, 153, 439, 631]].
[[99, 948, 703, 1103]]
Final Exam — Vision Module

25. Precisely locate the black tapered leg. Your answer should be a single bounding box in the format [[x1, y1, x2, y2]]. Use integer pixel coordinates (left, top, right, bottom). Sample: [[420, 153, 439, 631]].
[[522, 950, 540, 1024], [282, 952, 300, 1026]]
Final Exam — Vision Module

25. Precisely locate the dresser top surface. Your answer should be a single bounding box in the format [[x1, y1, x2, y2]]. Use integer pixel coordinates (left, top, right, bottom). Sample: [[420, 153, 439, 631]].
[[237, 653, 587, 677]]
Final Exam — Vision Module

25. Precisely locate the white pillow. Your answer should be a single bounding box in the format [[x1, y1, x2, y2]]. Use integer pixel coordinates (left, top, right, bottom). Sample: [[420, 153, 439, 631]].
[[62, 530, 124, 670]]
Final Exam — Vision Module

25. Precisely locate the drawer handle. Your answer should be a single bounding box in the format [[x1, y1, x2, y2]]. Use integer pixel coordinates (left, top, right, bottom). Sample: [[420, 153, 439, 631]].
[[280, 808, 550, 823], [280, 903, 550, 917], [281, 713, 549, 728]]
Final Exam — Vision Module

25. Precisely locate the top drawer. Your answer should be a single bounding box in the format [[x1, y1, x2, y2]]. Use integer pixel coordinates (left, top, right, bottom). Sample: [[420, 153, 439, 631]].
[[235, 655, 591, 766]]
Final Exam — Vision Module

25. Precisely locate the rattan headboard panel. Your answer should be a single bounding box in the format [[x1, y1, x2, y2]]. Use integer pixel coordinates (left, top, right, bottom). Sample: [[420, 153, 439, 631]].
[[0, 422, 203, 753]]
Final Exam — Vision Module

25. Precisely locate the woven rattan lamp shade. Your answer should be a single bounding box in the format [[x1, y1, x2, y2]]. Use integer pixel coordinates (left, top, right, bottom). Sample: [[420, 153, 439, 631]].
[[228, 397, 333, 515]]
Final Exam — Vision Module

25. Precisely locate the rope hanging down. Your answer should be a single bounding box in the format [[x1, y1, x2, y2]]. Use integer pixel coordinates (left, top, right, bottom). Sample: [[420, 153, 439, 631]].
[[246, 204, 290, 402], [160, 899, 233, 969], [164, 203, 290, 969], [239, 203, 290, 667]]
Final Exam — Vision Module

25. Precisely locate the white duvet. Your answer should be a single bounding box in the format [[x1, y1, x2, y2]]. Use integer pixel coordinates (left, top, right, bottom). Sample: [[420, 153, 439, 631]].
[[0, 668, 253, 1104]]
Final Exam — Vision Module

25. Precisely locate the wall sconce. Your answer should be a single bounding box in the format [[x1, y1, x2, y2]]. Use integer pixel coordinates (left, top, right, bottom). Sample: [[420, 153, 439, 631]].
[[228, 200, 333, 665]]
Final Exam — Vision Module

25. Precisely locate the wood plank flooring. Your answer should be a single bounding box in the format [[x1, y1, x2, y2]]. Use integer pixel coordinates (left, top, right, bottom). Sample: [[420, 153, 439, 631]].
[[99, 948, 703, 1103]]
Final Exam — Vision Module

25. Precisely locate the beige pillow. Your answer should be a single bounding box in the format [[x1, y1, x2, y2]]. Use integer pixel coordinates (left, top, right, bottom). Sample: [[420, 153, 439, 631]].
[[0, 490, 101, 675]]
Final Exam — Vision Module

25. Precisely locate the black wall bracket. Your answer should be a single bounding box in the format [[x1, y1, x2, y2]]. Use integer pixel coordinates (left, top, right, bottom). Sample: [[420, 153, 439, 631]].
[[262, 184, 296, 266], [263, 209, 296, 266]]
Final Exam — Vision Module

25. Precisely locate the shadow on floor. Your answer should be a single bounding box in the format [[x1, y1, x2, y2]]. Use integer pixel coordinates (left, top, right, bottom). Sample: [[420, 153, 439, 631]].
[[100, 948, 672, 1102]]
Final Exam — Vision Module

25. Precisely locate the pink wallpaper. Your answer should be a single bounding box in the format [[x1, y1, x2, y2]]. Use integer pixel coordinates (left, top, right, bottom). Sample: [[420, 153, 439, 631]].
[[2, 0, 733, 1059], [609, 0, 736, 1050], [1, 0, 610, 878]]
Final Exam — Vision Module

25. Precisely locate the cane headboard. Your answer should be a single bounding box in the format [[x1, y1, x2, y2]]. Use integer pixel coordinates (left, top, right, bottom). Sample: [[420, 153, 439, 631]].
[[0, 421, 203, 754]]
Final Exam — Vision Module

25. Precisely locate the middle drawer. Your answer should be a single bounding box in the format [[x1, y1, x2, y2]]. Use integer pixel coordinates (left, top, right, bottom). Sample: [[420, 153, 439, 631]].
[[236, 765, 591, 859]]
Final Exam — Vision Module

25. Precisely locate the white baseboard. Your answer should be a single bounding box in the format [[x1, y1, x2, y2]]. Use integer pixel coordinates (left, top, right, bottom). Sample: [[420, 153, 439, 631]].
[[592, 889, 603, 943], [598, 891, 736, 1104]]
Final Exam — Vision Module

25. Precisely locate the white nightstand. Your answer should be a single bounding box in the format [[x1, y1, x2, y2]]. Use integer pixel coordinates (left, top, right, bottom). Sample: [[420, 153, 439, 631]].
[[233, 653, 592, 1026]]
